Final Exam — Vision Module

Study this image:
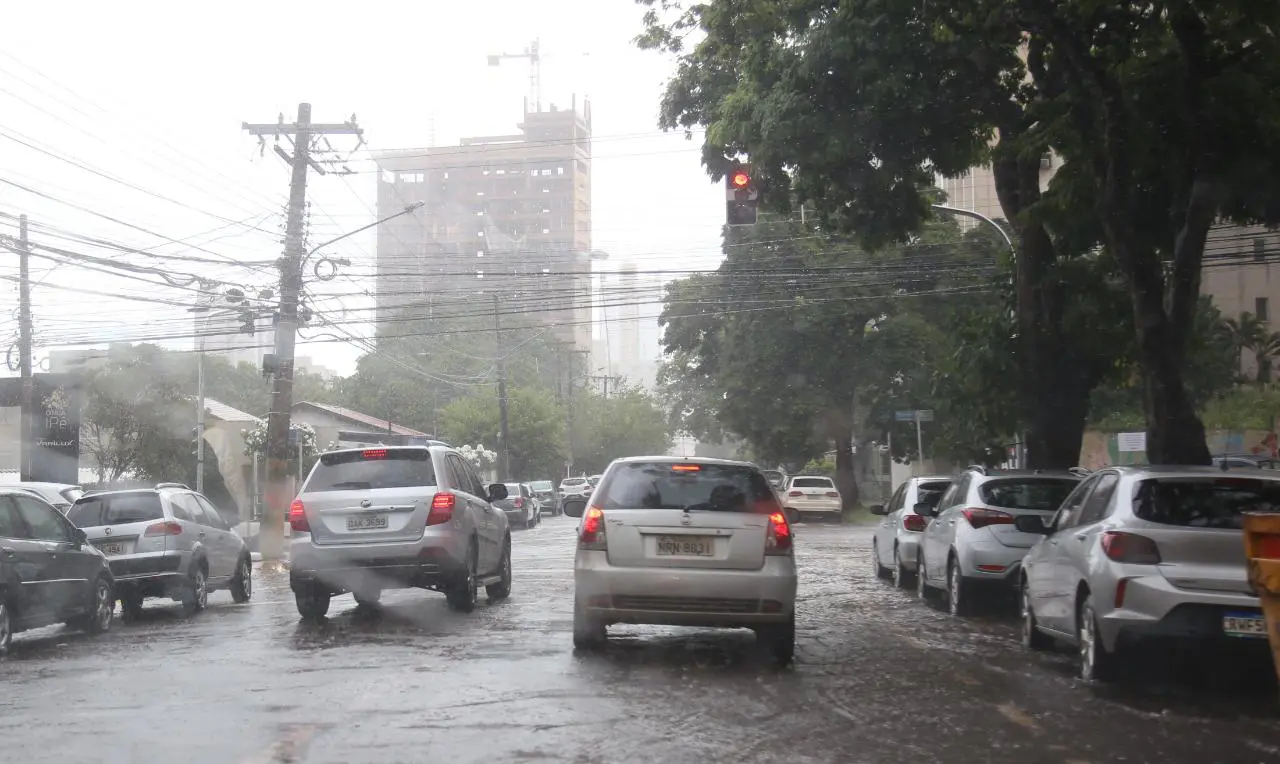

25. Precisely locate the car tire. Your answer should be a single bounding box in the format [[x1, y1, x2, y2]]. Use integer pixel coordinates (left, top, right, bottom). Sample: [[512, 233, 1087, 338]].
[[757, 611, 796, 667], [295, 586, 331, 621], [947, 557, 972, 617], [180, 565, 208, 617], [572, 600, 606, 650], [230, 556, 253, 604], [1021, 578, 1052, 651], [119, 589, 145, 622], [354, 589, 381, 608], [0, 599, 11, 657], [486, 537, 512, 602], [1077, 594, 1118, 682], [871, 540, 891, 580], [892, 546, 913, 589], [446, 541, 478, 613]]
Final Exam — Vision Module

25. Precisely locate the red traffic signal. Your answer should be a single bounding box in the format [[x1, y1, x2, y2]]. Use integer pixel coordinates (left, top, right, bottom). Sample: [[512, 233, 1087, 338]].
[[730, 170, 751, 189], [725, 164, 758, 226]]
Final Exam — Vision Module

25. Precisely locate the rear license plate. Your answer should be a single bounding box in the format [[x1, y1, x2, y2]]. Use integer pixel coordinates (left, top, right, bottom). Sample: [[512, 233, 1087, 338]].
[[347, 515, 389, 531], [99, 542, 127, 556], [1223, 611, 1268, 638], [655, 536, 714, 557]]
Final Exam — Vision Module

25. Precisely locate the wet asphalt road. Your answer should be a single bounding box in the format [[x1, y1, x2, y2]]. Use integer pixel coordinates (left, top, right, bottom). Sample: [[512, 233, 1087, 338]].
[[2, 517, 1280, 764]]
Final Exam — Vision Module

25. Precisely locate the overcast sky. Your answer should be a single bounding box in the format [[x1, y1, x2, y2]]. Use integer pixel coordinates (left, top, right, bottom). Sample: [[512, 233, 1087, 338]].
[[0, 0, 725, 377]]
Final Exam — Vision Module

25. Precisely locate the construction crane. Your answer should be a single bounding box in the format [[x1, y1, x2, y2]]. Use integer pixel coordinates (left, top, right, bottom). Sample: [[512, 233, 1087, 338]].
[[487, 38, 541, 113]]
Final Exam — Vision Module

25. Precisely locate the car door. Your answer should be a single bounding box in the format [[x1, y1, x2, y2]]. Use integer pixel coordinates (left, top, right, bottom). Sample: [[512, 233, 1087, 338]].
[[1050, 471, 1119, 633], [12, 493, 92, 618], [449, 454, 498, 571], [924, 476, 968, 581], [1033, 475, 1097, 631], [177, 493, 230, 580], [876, 482, 908, 568], [194, 494, 242, 584], [0, 495, 59, 628]]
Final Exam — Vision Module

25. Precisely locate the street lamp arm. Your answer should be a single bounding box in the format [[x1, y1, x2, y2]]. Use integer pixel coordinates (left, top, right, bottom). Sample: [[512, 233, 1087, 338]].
[[306, 201, 425, 261], [931, 203, 1015, 255]]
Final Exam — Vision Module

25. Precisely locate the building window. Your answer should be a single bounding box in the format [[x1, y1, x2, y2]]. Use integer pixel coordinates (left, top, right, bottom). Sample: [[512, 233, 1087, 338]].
[[557, 166, 565, 175], [476, 191, 485, 196], [476, 270, 484, 279], [381, 170, 395, 183], [1258, 297, 1270, 322], [496, 169, 505, 175], [477, 250, 485, 257], [540, 169, 552, 176], [1255, 238, 1267, 262], [477, 231, 485, 237]]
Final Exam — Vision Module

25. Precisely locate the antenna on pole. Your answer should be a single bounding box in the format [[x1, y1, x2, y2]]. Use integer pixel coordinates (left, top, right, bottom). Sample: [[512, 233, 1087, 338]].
[[487, 38, 542, 113]]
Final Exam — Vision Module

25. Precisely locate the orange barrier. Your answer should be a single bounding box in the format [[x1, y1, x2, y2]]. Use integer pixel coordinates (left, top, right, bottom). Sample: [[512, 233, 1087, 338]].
[[1242, 512, 1280, 687]]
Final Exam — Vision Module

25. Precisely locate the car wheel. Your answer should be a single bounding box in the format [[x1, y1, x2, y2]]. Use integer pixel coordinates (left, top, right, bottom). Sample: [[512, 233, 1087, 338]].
[[1077, 594, 1118, 682], [446, 542, 478, 613], [181, 566, 208, 617], [0, 600, 11, 657], [486, 537, 512, 601], [230, 556, 253, 604], [892, 546, 913, 589], [947, 557, 971, 617], [917, 552, 939, 607], [785, 508, 801, 525], [353, 589, 381, 608], [295, 586, 331, 621], [757, 611, 795, 667], [87, 578, 114, 634], [1021, 578, 1052, 651], [871, 540, 891, 580], [572, 600, 606, 650], [119, 590, 145, 622]]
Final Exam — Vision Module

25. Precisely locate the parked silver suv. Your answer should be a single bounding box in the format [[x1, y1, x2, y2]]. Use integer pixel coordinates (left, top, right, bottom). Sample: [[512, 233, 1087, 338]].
[[288, 445, 512, 620], [66, 484, 252, 619]]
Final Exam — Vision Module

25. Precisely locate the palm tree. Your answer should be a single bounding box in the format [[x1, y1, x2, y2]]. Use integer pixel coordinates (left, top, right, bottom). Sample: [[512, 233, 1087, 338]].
[[1218, 312, 1275, 384]]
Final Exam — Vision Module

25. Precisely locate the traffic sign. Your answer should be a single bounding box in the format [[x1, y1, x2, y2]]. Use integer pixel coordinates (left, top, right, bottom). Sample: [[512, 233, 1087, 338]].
[[895, 409, 935, 422]]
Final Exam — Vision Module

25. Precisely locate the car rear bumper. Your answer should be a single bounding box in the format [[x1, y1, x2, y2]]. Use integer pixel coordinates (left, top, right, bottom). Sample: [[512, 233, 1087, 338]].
[[574, 550, 797, 627], [1097, 573, 1263, 652], [896, 534, 921, 570], [785, 500, 841, 515], [502, 508, 529, 525], [107, 551, 187, 582], [955, 533, 1028, 585], [288, 535, 465, 593]]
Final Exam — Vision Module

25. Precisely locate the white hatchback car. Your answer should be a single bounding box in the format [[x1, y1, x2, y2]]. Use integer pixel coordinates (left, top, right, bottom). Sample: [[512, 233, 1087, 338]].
[[566, 457, 798, 664]]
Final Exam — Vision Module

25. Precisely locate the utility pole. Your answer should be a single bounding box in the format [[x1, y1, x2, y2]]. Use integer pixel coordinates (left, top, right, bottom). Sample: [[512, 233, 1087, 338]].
[[243, 103, 361, 566], [17, 215, 32, 482], [493, 293, 511, 481]]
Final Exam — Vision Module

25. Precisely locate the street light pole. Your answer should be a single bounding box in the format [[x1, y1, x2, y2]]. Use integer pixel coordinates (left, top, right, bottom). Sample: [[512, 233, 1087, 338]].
[[196, 331, 206, 493], [930, 203, 1015, 255]]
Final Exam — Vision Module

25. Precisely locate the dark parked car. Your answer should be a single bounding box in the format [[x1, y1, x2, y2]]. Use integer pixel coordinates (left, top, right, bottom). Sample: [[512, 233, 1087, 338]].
[[529, 480, 560, 516], [1, 489, 115, 655], [495, 483, 541, 529]]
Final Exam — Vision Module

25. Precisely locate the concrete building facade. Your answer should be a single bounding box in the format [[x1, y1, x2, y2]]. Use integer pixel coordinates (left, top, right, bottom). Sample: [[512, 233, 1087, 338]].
[[373, 100, 594, 352]]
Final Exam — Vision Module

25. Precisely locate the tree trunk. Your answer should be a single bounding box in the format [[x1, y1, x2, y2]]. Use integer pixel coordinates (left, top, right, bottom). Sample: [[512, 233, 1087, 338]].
[[833, 429, 859, 511], [1023, 359, 1092, 469], [1131, 282, 1212, 464]]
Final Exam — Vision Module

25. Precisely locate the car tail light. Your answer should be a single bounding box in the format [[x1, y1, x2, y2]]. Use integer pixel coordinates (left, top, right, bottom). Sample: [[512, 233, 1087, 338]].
[[1101, 531, 1161, 564], [288, 499, 309, 532], [788, 490, 803, 497], [825, 491, 840, 498], [766, 511, 793, 555], [1114, 578, 1129, 609], [903, 514, 928, 532], [513, 497, 524, 508], [579, 506, 606, 549], [961, 508, 1014, 529], [362, 449, 387, 459], [144, 521, 184, 536], [427, 493, 455, 526]]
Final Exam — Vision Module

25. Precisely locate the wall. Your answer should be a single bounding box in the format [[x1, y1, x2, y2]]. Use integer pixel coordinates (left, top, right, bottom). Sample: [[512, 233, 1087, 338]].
[[1080, 428, 1279, 467]]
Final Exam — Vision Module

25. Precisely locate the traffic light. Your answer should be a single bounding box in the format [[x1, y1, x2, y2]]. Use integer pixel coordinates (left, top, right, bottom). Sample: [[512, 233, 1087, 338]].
[[725, 165, 759, 226]]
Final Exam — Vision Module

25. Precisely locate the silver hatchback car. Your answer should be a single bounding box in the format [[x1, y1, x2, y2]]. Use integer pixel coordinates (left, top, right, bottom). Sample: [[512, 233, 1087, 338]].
[[288, 445, 512, 620], [567, 457, 798, 665], [66, 484, 251, 619], [1019, 466, 1278, 681]]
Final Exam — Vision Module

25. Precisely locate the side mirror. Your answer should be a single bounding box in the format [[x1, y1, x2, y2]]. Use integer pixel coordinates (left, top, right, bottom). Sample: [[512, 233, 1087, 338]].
[[868, 504, 888, 516], [912, 502, 938, 518], [487, 483, 509, 502], [1014, 514, 1050, 535], [562, 500, 586, 518]]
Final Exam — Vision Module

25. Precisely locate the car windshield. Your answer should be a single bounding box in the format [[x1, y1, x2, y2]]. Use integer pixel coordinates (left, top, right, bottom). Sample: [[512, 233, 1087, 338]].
[[67, 493, 164, 527], [917, 480, 951, 508], [305, 449, 436, 492], [530, 481, 553, 491], [791, 477, 832, 488], [563, 478, 586, 486], [980, 478, 1079, 511], [595, 462, 776, 513], [1133, 477, 1280, 529]]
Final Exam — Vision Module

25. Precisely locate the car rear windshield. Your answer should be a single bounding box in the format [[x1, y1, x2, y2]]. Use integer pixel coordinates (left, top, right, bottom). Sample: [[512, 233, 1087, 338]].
[[67, 493, 164, 527], [1133, 477, 1280, 529], [306, 449, 436, 492], [980, 478, 1078, 511], [563, 478, 586, 486], [504, 483, 522, 495], [918, 480, 951, 508], [531, 481, 553, 491], [595, 462, 775, 513], [792, 477, 833, 488]]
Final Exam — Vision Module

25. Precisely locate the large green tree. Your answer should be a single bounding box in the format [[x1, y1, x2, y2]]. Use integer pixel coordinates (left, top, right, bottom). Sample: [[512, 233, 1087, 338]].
[[570, 385, 673, 475], [440, 386, 566, 480], [639, 0, 1280, 465]]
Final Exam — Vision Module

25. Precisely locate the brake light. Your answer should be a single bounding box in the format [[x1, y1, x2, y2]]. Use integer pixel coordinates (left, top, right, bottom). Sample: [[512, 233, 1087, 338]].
[[1101, 531, 1161, 564], [288, 499, 309, 532], [579, 506, 606, 549], [788, 490, 803, 497], [961, 508, 1014, 529], [427, 493, 455, 526], [362, 449, 387, 459], [672, 464, 701, 472], [143, 521, 184, 536], [903, 514, 928, 532], [513, 497, 524, 508], [766, 511, 793, 555], [825, 491, 840, 498]]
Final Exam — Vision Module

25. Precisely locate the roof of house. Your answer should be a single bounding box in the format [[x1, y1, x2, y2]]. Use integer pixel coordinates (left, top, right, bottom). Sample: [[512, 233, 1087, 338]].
[[204, 399, 261, 424], [293, 401, 427, 437]]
